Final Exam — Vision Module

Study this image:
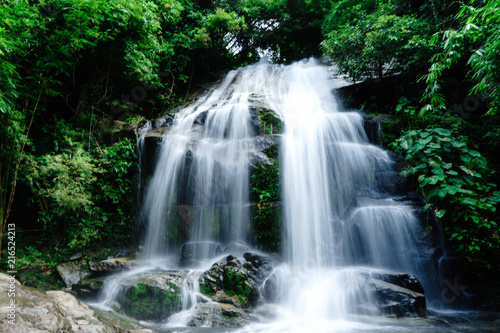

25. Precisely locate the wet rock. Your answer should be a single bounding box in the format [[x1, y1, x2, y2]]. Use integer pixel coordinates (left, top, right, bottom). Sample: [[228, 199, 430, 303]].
[[89, 256, 138, 273], [56, 261, 92, 288], [243, 252, 274, 284], [72, 276, 107, 301], [369, 272, 425, 294], [199, 254, 273, 308], [262, 273, 279, 303], [357, 270, 427, 317], [368, 278, 426, 317], [116, 271, 187, 321], [194, 110, 208, 125], [199, 261, 225, 296], [0, 273, 153, 332], [363, 115, 382, 146], [250, 135, 279, 165], [187, 302, 253, 327], [223, 257, 260, 307], [180, 241, 223, 267], [153, 114, 174, 128]]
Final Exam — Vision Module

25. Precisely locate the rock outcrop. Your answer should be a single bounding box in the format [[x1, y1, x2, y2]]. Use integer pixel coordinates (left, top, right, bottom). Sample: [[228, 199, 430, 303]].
[[199, 252, 275, 308], [0, 273, 154, 333]]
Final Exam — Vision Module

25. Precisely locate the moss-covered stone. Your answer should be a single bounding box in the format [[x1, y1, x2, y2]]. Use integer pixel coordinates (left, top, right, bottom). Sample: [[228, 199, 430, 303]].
[[115, 271, 186, 321], [17, 265, 65, 291], [118, 283, 182, 320], [199, 262, 224, 296]]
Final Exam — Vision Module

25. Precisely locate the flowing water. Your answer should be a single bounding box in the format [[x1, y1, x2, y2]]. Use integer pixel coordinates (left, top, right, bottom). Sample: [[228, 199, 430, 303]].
[[91, 59, 499, 332]]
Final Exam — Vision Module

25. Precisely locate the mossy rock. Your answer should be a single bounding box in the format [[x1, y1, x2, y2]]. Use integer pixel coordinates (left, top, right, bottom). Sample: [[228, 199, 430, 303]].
[[199, 262, 224, 296], [117, 283, 182, 320], [116, 271, 186, 321], [223, 261, 260, 307]]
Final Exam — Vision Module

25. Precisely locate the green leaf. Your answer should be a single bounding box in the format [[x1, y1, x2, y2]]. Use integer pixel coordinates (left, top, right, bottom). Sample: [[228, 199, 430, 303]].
[[432, 128, 451, 136], [460, 154, 471, 163], [462, 198, 477, 206], [436, 209, 447, 218]]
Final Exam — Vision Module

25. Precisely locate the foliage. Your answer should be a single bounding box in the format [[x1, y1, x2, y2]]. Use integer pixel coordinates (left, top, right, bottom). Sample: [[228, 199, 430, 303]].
[[321, 1, 437, 80], [0, 0, 264, 265], [223, 269, 253, 307], [421, 0, 500, 116], [393, 127, 500, 264], [18, 119, 137, 255], [250, 160, 281, 251]]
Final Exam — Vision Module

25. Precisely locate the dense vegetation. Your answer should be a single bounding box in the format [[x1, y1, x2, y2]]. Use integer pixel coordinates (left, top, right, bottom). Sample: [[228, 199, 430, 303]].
[[1, 0, 499, 302]]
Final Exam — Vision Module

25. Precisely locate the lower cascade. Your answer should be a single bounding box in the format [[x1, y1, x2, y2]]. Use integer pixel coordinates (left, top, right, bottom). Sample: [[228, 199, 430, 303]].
[[78, 59, 452, 331]]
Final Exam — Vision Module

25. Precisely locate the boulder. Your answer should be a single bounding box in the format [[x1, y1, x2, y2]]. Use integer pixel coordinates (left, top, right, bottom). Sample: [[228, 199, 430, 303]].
[[0, 273, 154, 332], [223, 256, 260, 307], [115, 271, 187, 321], [56, 262, 92, 288], [367, 278, 426, 317], [199, 253, 274, 308], [357, 270, 427, 317]]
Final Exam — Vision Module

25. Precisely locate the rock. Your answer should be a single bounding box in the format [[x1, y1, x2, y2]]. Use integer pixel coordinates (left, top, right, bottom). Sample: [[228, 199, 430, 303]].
[[115, 271, 187, 321], [357, 270, 427, 317], [0, 273, 153, 332], [64, 252, 84, 262], [223, 257, 260, 307], [56, 262, 92, 288], [194, 110, 208, 125], [369, 272, 425, 294], [368, 278, 426, 317], [187, 302, 253, 327], [72, 276, 107, 301], [180, 241, 223, 267], [262, 273, 279, 303], [89, 256, 138, 273], [199, 261, 225, 296], [363, 115, 382, 145], [199, 254, 271, 309], [243, 252, 274, 285]]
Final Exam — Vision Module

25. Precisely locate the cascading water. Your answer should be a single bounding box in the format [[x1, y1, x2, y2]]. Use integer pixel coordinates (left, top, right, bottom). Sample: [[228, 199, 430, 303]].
[[92, 58, 446, 332]]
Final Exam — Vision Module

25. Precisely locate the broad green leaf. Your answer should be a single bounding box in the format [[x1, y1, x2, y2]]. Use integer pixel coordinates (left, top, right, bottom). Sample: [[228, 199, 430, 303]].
[[432, 128, 451, 136]]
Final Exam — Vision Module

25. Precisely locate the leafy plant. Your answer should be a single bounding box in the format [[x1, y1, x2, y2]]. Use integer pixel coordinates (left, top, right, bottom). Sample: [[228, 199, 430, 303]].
[[420, 0, 500, 116], [394, 127, 500, 262]]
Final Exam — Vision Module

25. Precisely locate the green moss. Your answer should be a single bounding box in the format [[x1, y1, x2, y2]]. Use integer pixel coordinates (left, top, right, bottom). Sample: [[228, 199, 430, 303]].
[[223, 269, 253, 307], [251, 203, 282, 252], [260, 110, 283, 134], [119, 283, 181, 320], [17, 266, 65, 291], [200, 282, 216, 296]]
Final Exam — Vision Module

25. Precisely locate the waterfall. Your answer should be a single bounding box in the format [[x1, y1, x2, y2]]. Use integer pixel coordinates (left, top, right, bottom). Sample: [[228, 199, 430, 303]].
[[141, 65, 271, 262], [115, 58, 442, 330]]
